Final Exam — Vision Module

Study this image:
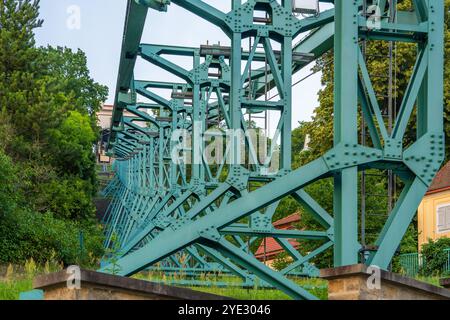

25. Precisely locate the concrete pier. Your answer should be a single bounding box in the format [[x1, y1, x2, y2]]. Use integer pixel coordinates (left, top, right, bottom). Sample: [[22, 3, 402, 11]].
[[321, 264, 450, 300]]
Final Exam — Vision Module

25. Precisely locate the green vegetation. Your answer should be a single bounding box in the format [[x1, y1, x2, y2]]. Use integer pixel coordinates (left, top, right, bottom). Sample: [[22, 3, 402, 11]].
[[414, 276, 445, 287], [0, 0, 106, 266], [133, 272, 328, 300], [271, 252, 292, 272], [103, 233, 124, 275], [0, 209, 103, 265], [189, 277, 328, 300], [189, 286, 294, 300], [0, 259, 63, 300], [0, 278, 32, 300], [420, 238, 450, 277]]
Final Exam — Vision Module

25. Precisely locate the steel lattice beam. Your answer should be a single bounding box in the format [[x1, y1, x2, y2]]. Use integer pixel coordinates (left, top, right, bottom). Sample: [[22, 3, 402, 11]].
[[101, 0, 445, 300]]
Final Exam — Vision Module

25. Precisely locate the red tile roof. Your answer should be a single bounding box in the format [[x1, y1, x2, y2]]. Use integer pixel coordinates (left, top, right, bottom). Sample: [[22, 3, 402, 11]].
[[255, 237, 299, 260], [254, 213, 301, 260], [427, 161, 450, 195], [272, 213, 300, 229]]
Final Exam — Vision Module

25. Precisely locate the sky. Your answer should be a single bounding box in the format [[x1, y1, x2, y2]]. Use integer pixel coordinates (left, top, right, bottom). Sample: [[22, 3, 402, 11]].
[[35, 0, 332, 133]]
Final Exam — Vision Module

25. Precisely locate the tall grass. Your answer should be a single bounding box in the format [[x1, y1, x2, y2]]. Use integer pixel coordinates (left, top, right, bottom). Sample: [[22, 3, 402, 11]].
[[0, 278, 33, 300], [413, 275, 443, 287], [0, 257, 64, 300], [188, 277, 328, 300], [134, 271, 328, 300]]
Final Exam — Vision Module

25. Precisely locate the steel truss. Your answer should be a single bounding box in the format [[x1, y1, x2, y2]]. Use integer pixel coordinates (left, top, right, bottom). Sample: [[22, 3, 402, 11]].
[[101, 0, 445, 300]]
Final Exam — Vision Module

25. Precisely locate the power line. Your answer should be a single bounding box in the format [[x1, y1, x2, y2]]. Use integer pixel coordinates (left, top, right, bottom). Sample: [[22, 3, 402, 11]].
[[268, 58, 333, 101]]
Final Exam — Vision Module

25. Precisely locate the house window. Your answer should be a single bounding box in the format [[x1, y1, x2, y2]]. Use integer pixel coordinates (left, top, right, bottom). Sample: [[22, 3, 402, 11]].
[[437, 205, 450, 232]]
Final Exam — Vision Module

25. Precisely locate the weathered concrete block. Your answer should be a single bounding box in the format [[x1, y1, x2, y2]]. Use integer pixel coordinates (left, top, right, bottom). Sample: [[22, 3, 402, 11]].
[[321, 264, 450, 300], [33, 269, 231, 300]]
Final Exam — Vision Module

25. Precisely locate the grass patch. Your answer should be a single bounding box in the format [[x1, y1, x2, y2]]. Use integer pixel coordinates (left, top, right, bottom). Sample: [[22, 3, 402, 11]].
[[0, 278, 33, 300], [413, 276, 444, 287], [133, 271, 328, 300], [188, 278, 328, 300], [0, 259, 63, 300], [189, 286, 292, 300]]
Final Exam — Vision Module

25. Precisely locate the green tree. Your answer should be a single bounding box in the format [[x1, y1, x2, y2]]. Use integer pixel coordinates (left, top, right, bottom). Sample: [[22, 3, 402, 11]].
[[0, 149, 16, 216], [0, 0, 107, 220], [48, 111, 97, 181], [0, 0, 107, 264]]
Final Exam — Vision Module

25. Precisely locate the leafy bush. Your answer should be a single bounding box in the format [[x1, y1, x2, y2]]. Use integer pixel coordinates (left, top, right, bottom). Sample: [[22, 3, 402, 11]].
[[272, 252, 291, 271], [37, 177, 97, 221], [0, 208, 104, 267], [419, 237, 450, 276]]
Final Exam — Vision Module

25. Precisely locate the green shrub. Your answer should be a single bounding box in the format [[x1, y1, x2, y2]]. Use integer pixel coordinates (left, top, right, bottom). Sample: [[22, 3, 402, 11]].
[[0, 208, 104, 267], [419, 237, 450, 276], [272, 252, 291, 271]]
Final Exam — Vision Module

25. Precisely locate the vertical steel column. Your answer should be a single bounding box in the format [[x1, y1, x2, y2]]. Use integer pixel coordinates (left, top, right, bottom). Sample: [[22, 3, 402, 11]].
[[333, 0, 360, 266], [419, 0, 444, 135], [281, 0, 292, 170], [230, 0, 243, 168]]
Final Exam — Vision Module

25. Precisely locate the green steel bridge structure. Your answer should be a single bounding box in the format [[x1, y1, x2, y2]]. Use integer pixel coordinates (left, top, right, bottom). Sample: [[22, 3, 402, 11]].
[[100, 0, 445, 300]]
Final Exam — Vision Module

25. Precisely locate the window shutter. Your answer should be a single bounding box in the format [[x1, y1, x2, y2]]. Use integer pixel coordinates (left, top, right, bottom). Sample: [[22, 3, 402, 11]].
[[446, 206, 450, 230], [438, 207, 446, 232]]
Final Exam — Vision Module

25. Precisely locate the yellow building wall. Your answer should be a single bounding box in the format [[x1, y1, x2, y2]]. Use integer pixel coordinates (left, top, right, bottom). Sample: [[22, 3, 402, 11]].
[[417, 189, 450, 251]]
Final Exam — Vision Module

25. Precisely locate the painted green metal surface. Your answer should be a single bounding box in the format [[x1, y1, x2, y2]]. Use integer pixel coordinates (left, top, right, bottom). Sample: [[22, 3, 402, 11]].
[[101, 0, 445, 300]]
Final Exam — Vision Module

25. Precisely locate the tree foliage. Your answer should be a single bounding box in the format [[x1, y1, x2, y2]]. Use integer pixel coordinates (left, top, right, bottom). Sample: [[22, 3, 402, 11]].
[[0, 0, 107, 264]]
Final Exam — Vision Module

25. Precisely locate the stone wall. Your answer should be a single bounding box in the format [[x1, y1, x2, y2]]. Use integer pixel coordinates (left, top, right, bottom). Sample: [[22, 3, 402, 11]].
[[31, 269, 231, 300], [321, 264, 450, 300]]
